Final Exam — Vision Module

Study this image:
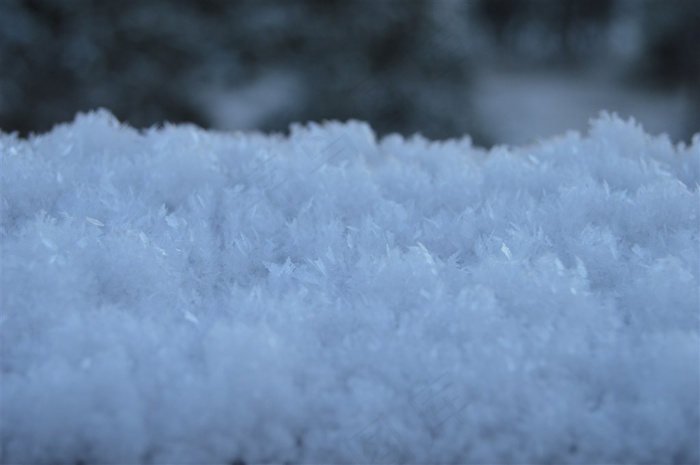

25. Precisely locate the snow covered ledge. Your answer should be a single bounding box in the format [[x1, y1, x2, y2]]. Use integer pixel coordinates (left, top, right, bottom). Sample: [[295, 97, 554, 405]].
[[1, 110, 698, 464]]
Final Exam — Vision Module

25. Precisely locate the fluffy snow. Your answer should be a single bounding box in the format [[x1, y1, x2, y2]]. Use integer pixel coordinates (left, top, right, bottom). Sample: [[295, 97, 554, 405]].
[[1, 110, 698, 464]]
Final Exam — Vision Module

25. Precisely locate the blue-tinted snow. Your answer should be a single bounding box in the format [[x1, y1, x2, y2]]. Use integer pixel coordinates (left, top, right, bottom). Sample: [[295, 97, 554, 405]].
[[1, 110, 698, 464]]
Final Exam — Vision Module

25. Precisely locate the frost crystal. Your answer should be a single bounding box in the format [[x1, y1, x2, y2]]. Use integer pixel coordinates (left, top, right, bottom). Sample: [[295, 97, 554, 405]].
[[1, 110, 698, 464]]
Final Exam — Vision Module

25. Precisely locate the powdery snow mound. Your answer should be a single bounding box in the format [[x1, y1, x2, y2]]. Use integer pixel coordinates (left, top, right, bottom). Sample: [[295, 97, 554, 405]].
[[1, 110, 698, 464]]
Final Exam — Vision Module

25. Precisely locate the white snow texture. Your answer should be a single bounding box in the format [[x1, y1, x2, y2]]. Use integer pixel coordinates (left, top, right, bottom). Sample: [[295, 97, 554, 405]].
[[1, 110, 699, 464]]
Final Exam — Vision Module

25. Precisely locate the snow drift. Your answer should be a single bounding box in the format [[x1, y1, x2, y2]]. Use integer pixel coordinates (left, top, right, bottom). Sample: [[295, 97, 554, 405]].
[[1, 110, 698, 464]]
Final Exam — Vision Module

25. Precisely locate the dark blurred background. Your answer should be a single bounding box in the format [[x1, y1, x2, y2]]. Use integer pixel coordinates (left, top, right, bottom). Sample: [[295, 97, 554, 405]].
[[1, 0, 698, 146]]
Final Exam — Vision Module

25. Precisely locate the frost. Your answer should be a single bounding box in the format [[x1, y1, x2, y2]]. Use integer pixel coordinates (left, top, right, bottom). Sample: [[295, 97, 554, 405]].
[[1, 110, 698, 464], [183, 310, 200, 325], [500, 242, 513, 261], [85, 216, 104, 227]]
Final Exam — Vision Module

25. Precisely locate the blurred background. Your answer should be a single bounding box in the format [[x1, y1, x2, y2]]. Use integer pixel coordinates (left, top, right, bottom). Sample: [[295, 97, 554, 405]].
[[0, 0, 698, 146]]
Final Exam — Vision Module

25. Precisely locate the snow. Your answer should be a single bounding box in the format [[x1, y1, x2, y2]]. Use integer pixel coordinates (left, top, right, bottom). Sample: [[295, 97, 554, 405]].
[[1, 109, 699, 464]]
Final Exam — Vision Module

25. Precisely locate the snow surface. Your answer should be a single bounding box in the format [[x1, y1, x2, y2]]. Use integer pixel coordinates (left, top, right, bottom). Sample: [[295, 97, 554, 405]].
[[1, 110, 699, 464]]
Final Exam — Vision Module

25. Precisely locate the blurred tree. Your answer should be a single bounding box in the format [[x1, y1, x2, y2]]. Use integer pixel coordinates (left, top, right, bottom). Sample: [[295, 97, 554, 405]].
[[472, 0, 614, 63], [0, 0, 696, 142], [628, 0, 699, 139], [0, 0, 480, 141]]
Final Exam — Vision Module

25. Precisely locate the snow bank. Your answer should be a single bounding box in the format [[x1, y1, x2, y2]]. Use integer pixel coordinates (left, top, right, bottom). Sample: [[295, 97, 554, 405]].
[[1, 110, 698, 464]]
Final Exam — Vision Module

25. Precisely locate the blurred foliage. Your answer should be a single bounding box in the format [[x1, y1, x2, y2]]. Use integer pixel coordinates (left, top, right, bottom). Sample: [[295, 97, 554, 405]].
[[0, 0, 697, 142], [473, 0, 615, 61]]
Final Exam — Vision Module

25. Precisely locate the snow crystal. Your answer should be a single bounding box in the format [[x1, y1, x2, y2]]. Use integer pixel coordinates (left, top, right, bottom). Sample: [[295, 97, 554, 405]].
[[1, 109, 698, 464]]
